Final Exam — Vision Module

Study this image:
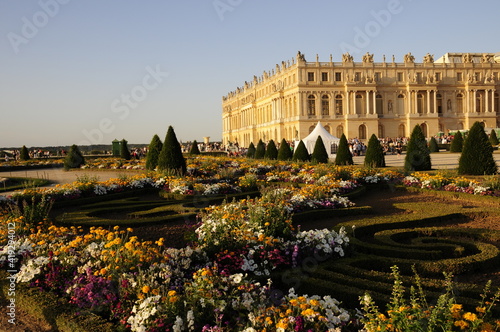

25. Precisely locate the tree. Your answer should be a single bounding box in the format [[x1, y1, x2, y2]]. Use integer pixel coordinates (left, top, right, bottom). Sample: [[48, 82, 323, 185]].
[[428, 137, 439, 153], [404, 125, 431, 172], [449, 131, 464, 153], [489, 129, 499, 146], [311, 136, 329, 164], [277, 139, 293, 161], [20, 145, 30, 161], [120, 139, 131, 160], [334, 134, 353, 166], [458, 122, 497, 175], [189, 140, 201, 155], [292, 140, 310, 162], [157, 126, 186, 175], [145, 134, 163, 170], [246, 142, 256, 158], [264, 139, 278, 160], [254, 139, 266, 159], [64, 144, 85, 170], [364, 134, 386, 168]]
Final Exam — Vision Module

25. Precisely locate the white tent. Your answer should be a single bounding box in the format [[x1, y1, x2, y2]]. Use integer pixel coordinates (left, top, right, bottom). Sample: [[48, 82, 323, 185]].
[[297, 122, 341, 159]]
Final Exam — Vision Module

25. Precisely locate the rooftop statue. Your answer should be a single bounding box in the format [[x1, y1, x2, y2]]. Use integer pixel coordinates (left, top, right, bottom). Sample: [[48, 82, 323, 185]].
[[404, 52, 415, 63]]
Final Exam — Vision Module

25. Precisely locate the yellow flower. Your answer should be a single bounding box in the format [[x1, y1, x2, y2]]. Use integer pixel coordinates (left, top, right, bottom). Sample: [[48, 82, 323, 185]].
[[100, 268, 107, 275], [463, 312, 477, 322], [476, 306, 486, 314], [142, 285, 150, 294], [168, 290, 177, 297], [454, 320, 469, 330]]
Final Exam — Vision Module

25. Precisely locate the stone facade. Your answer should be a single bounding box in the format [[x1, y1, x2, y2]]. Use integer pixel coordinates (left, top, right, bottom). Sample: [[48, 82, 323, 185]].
[[222, 52, 500, 146]]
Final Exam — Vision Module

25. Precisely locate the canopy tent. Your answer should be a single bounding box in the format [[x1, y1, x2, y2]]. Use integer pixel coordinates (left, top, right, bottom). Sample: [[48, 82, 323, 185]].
[[296, 122, 341, 159]]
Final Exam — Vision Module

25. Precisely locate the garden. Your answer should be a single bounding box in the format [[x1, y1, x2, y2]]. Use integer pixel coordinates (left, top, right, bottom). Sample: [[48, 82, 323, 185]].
[[1, 124, 499, 331]]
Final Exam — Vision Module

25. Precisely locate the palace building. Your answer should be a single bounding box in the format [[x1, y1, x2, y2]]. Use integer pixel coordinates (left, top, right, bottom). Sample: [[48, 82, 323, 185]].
[[222, 51, 500, 146]]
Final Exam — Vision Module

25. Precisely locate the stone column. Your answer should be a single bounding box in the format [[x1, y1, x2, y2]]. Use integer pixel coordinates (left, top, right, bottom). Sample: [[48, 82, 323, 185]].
[[427, 90, 431, 114], [345, 91, 350, 115], [433, 90, 437, 114], [493, 89, 496, 113], [372, 91, 377, 115], [366, 91, 370, 115], [353, 92, 357, 115], [414, 91, 418, 114], [473, 90, 477, 113], [486, 90, 489, 112]]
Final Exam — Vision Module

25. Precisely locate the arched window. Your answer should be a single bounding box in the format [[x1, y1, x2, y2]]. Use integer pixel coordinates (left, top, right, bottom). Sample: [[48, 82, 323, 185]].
[[335, 94, 343, 115], [356, 94, 363, 114], [457, 93, 464, 113], [420, 123, 428, 137], [396, 94, 405, 114], [308, 95, 316, 115], [324, 125, 331, 134], [336, 125, 344, 138], [376, 94, 383, 114], [417, 93, 424, 114], [309, 125, 315, 134], [378, 124, 385, 138], [322, 95, 329, 115], [359, 124, 367, 139], [398, 123, 405, 137], [436, 94, 442, 113]]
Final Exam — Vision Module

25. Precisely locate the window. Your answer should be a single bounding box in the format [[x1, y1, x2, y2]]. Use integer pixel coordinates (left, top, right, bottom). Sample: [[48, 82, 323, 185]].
[[416, 72, 422, 83], [335, 95, 343, 114], [397, 72, 403, 82], [475, 72, 481, 82], [307, 95, 316, 115], [435, 72, 441, 81], [321, 72, 328, 81], [374, 72, 381, 82], [335, 72, 342, 81], [307, 72, 315, 81], [321, 95, 329, 115], [354, 72, 361, 82], [457, 72, 463, 81]]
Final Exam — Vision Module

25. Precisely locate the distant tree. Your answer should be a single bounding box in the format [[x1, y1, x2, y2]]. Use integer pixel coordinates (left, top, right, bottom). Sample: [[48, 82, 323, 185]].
[[277, 139, 293, 161], [254, 139, 266, 159], [189, 140, 201, 155], [334, 134, 353, 166], [145, 134, 163, 170], [157, 126, 186, 175], [364, 134, 386, 168], [428, 137, 439, 153], [64, 144, 85, 170], [120, 139, 131, 160], [489, 129, 499, 146], [292, 140, 310, 162], [449, 131, 464, 153], [404, 125, 431, 172], [246, 142, 256, 158], [264, 139, 278, 160], [20, 145, 30, 161], [311, 136, 329, 164], [458, 122, 497, 175]]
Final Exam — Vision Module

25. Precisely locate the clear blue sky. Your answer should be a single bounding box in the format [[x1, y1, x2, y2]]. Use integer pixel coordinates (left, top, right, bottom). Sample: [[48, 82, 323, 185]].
[[1, 0, 499, 148]]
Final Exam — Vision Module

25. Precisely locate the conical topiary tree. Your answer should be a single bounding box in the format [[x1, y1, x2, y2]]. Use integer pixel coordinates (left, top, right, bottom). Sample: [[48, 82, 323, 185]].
[[311, 136, 329, 164], [157, 126, 187, 175], [264, 139, 278, 160], [189, 140, 201, 155], [20, 145, 30, 161], [292, 140, 310, 162], [428, 136, 439, 153], [489, 129, 499, 146], [120, 139, 131, 160], [277, 138, 293, 161], [458, 122, 497, 175], [334, 134, 353, 166], [145, 134, 163, 170], [364, 134, 386, 168], [449, 131, 463, 153], [64, 144, 85, 170], [246, 142, 256, 158], [404, 125, 431, 172], [254, 139, 266, 159]]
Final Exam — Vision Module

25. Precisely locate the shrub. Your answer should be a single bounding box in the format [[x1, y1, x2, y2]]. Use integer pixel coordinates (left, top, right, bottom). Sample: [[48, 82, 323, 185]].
[[145, 134, 163, 170], [157, 126, 186, 175], [277, 138, 293, 161], [311, 136, 329, 163], [246, 142, 256, 158], [334, 134, 353, 166], [428, 136, 439, 153], [64, 144, 85, 170], [458, 122, 498, 175], [292, 140, 310, 162], [189, 140, 201, 155], [264, 139, 278, 160], [254, 139, 266, 159], [120, 139, 131, 160], [364, 134, 386, 168], [20, 145, 30, 160], [489, 129, 499, 146], [404, 125, 431, 172], [450, 131, 464, 153]]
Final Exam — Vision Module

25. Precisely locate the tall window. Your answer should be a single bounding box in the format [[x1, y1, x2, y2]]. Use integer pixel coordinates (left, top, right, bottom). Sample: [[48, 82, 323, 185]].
[[397, 72, 403, 82], [335, 95, 343, 114], [435, 72, 441, 81], [308, 95, 316, 115], [359, 124, 367, 140], [336, 125, 344, 138], [457, 93, 463, 113], [457, 72, 463, 81], [354, 72, 361, 82], [437, 94, 442, 113], [307, 72, 315, 81], [335, 72, 342, 81], [321, 72, 328, 81], [321, 95, 329, 115], [374, 72, 381, 82]]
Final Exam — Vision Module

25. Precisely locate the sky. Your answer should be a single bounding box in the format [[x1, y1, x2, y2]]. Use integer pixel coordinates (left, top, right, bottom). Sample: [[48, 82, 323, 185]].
[[1, 0, 499, 148]]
